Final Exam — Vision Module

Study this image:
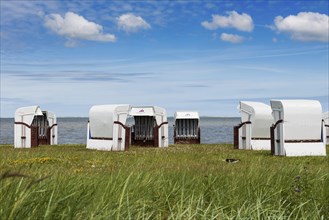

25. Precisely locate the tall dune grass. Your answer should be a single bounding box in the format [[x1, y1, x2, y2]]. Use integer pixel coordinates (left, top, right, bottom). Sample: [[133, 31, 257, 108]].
[[1, 144, 328, 219]]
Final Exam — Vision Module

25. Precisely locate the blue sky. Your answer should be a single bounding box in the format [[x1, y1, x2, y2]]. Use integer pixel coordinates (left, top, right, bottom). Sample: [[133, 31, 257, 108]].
[[1, 0, 328, 117]]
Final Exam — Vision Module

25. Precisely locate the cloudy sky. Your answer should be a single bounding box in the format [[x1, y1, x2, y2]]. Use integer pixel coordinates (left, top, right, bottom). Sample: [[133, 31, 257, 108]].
[[1, 0, 328, 117]]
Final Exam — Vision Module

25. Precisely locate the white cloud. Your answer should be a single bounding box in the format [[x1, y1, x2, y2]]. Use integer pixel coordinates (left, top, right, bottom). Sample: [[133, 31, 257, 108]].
[[44, 12, 116, 42], [0, 1, 58, 24], [117, 13, 151, 33], [202, 11, 254, 32], [273, 12, 329, 42], [220, 33, 244, 43]]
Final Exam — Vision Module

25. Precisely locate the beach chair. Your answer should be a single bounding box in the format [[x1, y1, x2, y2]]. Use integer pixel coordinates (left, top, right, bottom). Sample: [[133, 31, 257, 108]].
[[174, 111, 200, 144], [129, 106, 168, 147], [270, 100, 326, 156], [87, 105, 130, 151], [234, 101, 273, 150], [14, 106, 57, 148]]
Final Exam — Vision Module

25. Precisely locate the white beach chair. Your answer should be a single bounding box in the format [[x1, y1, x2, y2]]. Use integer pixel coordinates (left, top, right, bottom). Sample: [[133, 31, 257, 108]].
[[87, 104, 130, 151], [270, 100, 326, 156], [234, 101, 273, 150], [174, 111, 200, 144], [129, 106, 168, 147], [14, 106, 57, 148]]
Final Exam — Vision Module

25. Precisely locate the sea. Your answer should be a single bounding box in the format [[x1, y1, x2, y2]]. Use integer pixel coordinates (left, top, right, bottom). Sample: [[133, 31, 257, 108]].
[[0, 117, 240, 145]]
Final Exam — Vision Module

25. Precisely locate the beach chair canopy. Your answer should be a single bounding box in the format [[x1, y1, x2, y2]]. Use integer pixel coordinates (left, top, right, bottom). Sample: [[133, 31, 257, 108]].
[[15, 106, 44, 126], [129, 106, 167, 123], [89, 105, 130, 139], [239, 101, 273, 138], [174, 111, 199, 120], [271, 100, 322, 140]]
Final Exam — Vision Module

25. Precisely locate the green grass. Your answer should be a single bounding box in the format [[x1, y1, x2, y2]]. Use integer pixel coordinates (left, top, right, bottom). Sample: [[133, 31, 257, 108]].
[[1, 144, 328, 219]]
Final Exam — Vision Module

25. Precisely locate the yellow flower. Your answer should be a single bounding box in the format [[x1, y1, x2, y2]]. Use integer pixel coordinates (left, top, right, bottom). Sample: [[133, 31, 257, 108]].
[[10, 157, 59, 165]]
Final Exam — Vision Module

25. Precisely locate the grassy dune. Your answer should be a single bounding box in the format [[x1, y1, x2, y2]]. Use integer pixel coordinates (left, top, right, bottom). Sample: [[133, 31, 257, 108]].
[[1, 144, 328, 219]]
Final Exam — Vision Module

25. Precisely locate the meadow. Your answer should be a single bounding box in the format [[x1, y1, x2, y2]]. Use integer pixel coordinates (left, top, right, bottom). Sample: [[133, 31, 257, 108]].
[[1, 144, 328, 219]]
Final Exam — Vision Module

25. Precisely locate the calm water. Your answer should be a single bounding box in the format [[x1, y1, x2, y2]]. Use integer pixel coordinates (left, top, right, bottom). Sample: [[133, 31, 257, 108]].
[[0, 117, 239, 145]]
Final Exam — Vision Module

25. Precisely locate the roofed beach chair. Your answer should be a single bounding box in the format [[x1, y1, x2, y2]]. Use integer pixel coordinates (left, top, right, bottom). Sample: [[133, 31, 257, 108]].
[[234, 101, 273, 150], [270, 100, 326, 156], [129, 106, 168, 147], [174, 111, 200, 144], [14, 106, 57, 148], [87, 104, 130, 151]]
